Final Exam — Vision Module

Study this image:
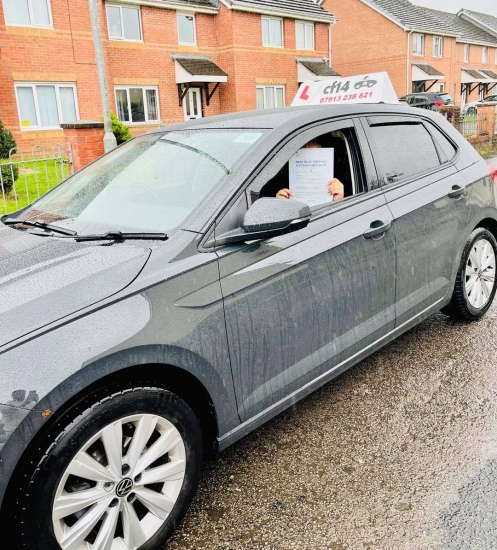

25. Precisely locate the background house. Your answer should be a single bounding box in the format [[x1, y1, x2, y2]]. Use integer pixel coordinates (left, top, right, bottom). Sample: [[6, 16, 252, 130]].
[[322, 0, 497, 104], [0, 0, 337, 149]]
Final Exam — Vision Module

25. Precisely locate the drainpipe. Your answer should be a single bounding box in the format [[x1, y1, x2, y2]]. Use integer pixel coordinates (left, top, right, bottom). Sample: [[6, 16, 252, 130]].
[[329, 22, 332, 68], [89, 0, 117, 152], [406, 29, 413, 94]]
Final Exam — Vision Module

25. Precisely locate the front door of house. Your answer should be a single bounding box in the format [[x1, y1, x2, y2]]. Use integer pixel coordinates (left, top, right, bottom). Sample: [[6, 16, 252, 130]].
[[183, 87, 202, 120]]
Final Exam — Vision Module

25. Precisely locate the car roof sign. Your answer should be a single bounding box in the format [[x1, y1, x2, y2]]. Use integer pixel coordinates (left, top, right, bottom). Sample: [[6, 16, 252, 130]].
[[292, 72, 400, 107]]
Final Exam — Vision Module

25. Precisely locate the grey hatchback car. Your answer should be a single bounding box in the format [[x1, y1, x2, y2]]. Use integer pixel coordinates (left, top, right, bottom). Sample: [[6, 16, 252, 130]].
[[1, 104, 496, 549]]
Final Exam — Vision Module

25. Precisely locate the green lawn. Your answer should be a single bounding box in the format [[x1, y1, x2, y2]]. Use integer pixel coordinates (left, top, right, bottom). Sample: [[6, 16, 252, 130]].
[[0, 158, 70, 215]]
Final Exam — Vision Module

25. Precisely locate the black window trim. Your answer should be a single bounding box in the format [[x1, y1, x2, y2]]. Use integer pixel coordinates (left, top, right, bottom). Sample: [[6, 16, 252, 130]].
[[361, 114, 456, 191], [200, 116, 377, 251]]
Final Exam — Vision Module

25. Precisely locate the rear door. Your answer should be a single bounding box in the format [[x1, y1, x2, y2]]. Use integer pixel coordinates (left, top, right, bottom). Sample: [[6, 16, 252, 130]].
[[214, 119, 396, 421], [362, 115, 471, 326]]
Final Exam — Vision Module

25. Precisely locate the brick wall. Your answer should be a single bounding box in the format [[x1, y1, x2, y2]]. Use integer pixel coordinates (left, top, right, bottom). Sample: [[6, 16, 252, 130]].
[[323, 0, 497, 104], [0, 0, 333, 151]]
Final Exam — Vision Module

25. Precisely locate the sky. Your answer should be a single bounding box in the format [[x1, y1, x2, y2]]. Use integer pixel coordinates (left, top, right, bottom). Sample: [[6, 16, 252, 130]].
[[411, 0, 497, 17]]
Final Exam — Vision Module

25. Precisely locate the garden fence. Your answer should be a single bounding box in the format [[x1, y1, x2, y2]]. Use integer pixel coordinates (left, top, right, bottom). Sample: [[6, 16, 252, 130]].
[[0, 144, 72, 216]]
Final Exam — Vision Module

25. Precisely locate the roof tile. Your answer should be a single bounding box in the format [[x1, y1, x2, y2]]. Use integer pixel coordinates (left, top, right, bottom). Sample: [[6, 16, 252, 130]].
[[229, 0, 335, 21], [422, 8, 497, 45]]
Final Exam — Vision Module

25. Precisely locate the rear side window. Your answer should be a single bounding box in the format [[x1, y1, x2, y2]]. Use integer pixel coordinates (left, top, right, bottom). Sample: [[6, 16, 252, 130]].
[[426, 122, 457, 162], [368, 123, 440, 185]]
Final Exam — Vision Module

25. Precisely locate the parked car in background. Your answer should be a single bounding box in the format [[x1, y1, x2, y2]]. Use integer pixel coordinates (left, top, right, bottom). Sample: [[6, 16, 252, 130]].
[[400, 92, 455, 110], [0, 102, 496, 550], [461, 94, 497, 116]]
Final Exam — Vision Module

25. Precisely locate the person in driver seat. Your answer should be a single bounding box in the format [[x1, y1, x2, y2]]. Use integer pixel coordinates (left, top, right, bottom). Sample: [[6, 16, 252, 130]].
[[259, 138, 345, 202]]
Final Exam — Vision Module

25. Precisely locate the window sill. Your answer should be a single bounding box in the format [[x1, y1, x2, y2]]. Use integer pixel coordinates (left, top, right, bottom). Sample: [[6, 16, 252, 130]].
[[262, 45, 284, 49], [121, 121, 161, 126], [19, 126, 64, 132], [109, 38, 144, 43], [6, 23, 53, 30]]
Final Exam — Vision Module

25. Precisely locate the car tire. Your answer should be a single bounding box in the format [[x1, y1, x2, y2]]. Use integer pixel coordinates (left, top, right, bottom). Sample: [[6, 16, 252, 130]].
[[442, 228, 497, 321], [467, 106, 477, 115], [17, 387, 203, 550]]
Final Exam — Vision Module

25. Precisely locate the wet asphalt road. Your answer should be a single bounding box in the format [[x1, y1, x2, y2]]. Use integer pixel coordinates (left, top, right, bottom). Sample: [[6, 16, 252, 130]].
[[165, 158, 497, 550], [165, 305, 497, 550]]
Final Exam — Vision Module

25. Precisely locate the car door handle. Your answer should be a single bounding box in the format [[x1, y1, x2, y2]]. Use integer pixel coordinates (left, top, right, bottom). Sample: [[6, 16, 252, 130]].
[[363, 220, 392, 239], [448, 185, 464, 199]]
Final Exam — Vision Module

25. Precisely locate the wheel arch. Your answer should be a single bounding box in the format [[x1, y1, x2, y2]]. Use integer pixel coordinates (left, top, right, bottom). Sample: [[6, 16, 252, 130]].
[[1, 346, 238, 521]]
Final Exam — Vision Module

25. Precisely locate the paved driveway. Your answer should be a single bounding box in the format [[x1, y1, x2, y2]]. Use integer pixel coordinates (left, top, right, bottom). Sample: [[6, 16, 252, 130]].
[[166, 298, 497, 550]]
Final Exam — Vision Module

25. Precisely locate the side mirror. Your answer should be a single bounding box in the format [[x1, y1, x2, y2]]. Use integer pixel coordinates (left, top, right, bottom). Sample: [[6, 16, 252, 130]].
[[216, 198, 311, 246]]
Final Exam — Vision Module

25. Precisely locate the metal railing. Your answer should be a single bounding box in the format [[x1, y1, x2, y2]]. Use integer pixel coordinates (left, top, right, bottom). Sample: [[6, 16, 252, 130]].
[[0, 144, 70, 216], [453, 115, 488, 138]]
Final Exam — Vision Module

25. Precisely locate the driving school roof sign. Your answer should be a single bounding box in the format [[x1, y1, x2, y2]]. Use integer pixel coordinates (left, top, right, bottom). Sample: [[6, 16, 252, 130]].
[[292, 72, 400, 106]]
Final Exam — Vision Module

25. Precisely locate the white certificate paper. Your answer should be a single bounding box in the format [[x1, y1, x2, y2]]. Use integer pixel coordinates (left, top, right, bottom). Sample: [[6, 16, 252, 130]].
[[288, 148, 334, 207]]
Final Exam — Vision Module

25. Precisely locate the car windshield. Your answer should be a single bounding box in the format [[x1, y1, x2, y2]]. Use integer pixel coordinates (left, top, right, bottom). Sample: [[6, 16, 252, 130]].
[[438, 93, 453, 102], [15, 129, 264, 235]]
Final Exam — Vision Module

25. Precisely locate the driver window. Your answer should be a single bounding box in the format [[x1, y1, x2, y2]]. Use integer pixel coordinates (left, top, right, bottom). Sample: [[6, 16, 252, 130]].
[[254, 129, 359, 209]]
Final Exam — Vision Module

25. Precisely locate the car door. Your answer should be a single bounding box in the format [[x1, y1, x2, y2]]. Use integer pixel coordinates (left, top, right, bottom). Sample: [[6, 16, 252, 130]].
[[362, 115, 471, 326], [213, 119, 396, 421]]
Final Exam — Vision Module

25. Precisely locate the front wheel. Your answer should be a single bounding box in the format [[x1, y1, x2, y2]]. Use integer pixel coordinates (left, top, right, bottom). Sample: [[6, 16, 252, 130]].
[[443, 228, 497, 321], [18, 387, 203, 550]]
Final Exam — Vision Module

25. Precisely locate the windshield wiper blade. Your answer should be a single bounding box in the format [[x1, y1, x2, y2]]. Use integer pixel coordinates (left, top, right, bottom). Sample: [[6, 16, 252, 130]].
[[159, 139, 230, 175], [2, 217, 77, 236], [75, 231, 168, 242]]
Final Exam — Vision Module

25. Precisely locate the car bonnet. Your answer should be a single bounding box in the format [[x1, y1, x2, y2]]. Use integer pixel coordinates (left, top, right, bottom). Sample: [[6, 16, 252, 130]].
[[0, 224, 151, 348]]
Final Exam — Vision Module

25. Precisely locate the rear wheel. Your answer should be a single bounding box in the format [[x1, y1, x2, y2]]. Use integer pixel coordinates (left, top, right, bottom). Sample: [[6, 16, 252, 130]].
[[467, 106, 477, 116], [18, 387, 202, 550], [443, 228, 497, 321]]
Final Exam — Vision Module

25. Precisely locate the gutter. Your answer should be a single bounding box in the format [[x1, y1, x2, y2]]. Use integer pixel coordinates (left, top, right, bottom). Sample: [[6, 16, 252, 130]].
[[406, 29, 413, 94], [219, 0, 337, 24], [113, 0, 220, 15]]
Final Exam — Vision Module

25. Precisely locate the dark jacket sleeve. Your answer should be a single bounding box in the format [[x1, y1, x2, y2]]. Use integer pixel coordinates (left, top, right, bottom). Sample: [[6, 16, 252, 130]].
[[258, 163, 290, 198]]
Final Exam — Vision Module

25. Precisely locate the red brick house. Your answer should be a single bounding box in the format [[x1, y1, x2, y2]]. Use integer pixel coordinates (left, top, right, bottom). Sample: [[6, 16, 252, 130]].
[[322, 0, 497, 105], [0, 0, 338, 150]]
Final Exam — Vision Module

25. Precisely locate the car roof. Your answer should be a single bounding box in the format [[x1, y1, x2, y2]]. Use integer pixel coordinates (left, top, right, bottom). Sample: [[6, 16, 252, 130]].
[[147, 103, 432, 134]]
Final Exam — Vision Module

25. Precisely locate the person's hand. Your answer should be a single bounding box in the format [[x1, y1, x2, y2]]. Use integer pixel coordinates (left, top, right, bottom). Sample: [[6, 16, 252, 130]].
[[328, 179, 344, 201], [276, 188, 294, 199]]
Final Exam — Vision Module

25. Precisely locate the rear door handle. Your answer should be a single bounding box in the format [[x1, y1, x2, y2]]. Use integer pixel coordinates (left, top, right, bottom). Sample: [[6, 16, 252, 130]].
[[448, 185, 464, 199], [363, 220, 392, 239]]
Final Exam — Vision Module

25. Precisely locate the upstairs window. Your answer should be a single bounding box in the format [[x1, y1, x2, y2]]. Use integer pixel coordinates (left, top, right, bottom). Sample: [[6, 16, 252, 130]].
[[177, 13, 196, 45], [106, 4, 142, 41], [3, 0, 52, 27], [413, 34, 424, 56], [464, 43, 470, 62], [296, 21, 314, 50], [433, 36, 443, 58], [482, 46, 488, 64], [262, 17, 283, 48]]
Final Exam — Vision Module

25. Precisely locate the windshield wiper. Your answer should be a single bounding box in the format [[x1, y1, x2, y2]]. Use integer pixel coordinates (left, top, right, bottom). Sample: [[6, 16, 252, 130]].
[[2, 217, 77, 236], [75, 231, 168, 242], [159, 139, 230, 174]]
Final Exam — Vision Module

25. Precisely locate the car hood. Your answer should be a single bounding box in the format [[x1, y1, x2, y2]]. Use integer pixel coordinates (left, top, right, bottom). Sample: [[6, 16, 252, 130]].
[[0, 225, 151, 347]]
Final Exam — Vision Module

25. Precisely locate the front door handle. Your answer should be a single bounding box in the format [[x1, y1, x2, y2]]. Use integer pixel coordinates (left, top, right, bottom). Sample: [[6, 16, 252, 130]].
[[363, 220, 392, 240], [448, 185, 464, 199]]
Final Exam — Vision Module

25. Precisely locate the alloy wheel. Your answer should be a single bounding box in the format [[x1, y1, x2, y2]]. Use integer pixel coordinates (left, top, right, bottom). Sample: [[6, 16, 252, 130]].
[[465, 238, 496, 309], [52, 413, 186, 550]]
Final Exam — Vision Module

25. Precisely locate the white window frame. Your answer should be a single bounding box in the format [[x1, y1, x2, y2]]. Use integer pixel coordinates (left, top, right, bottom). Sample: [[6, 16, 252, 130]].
[[114, 86, 160, 125], [3, 0, 53, 29], [296, 20, 314, 51], [256, 85, 285, 109], [438, 83, 445, 93], [482, 46, 488, 64], [433, 36, 443, 58], [14, 82, 79, 130], [413, 34, 424, 56], [106, 4, 143, 42], [262, 16, 284, 48], [177, 12, 197, 46], [464, 43, 470, 63]]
